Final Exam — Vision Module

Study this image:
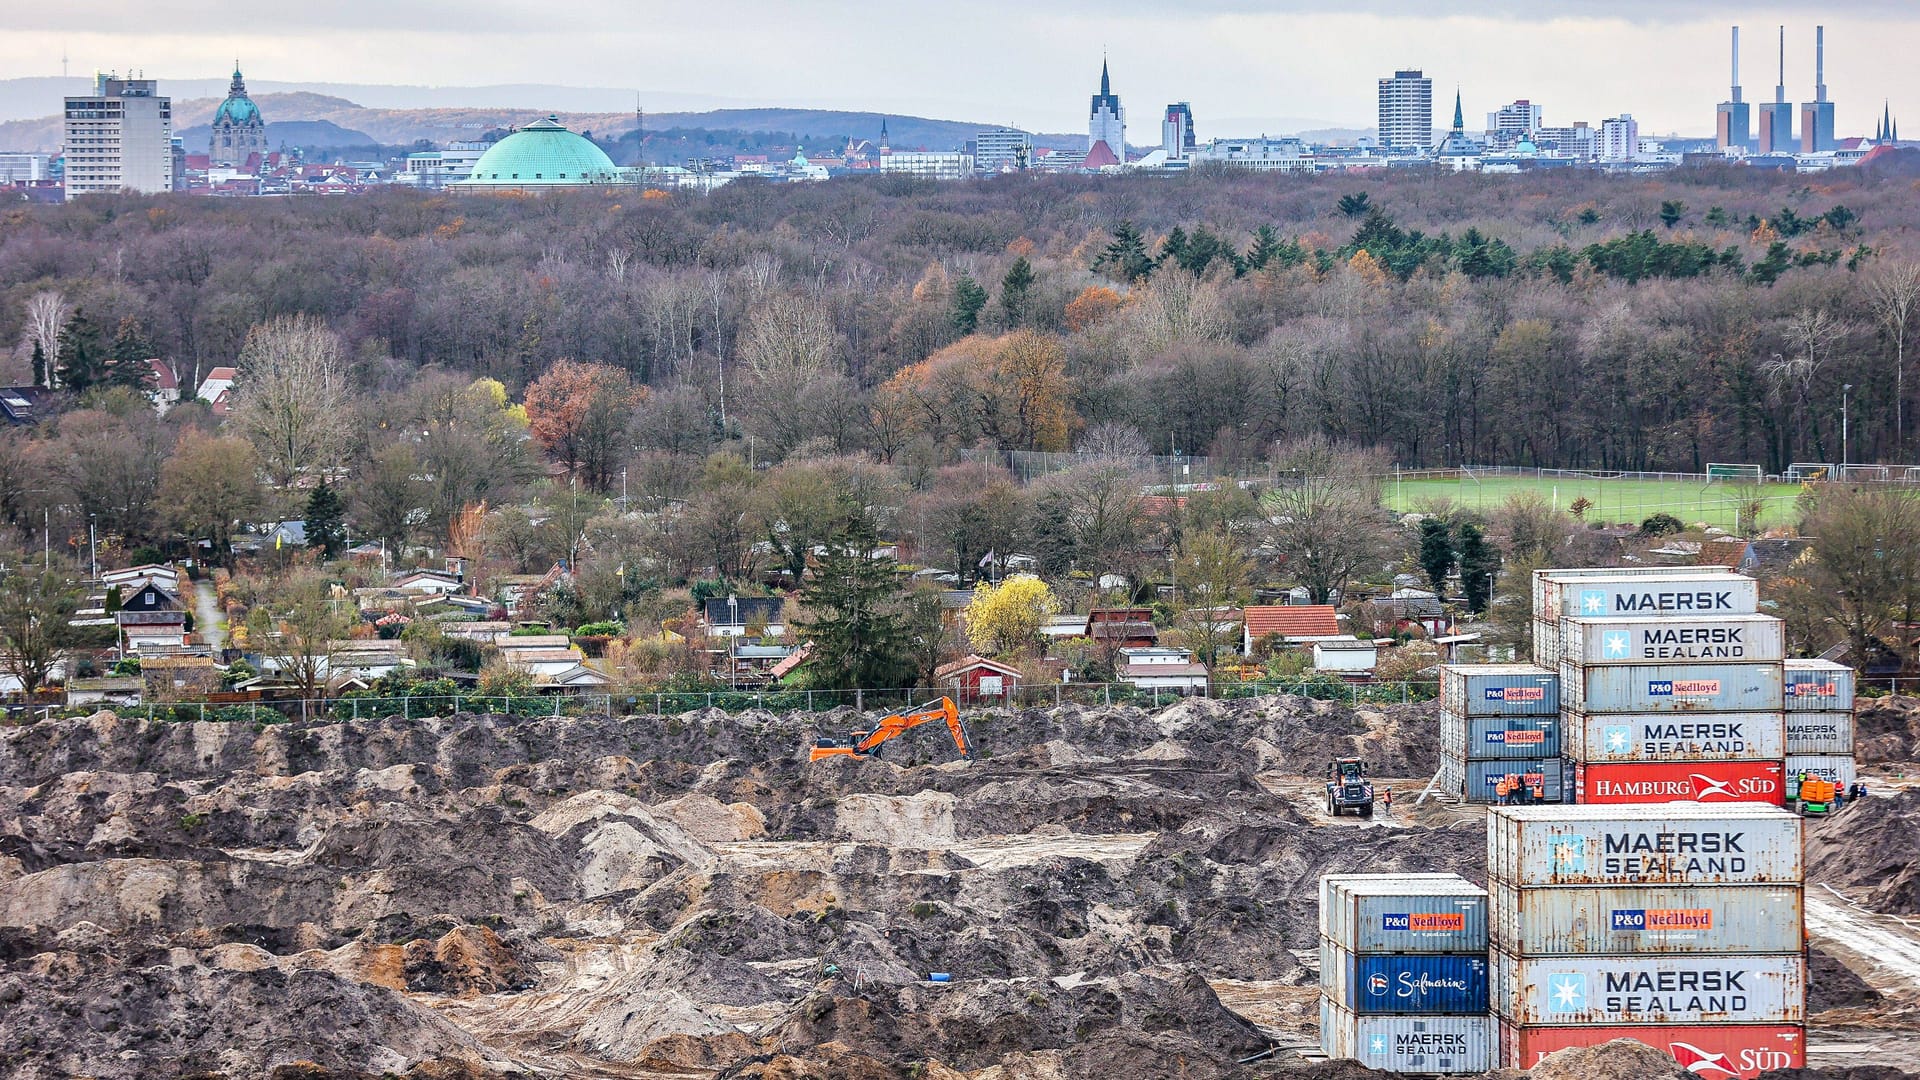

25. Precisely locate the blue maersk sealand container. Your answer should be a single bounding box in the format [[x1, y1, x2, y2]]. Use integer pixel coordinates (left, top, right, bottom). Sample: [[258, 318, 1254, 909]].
[[1321, 940, 1490, 1014]]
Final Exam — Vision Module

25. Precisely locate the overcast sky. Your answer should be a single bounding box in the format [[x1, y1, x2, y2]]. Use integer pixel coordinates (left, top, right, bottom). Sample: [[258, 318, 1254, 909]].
[[3, 2, 1915, 135]]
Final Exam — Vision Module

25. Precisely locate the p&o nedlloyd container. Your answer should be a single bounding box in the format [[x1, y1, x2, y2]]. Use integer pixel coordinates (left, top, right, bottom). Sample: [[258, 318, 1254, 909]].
[[1488, 804, 1804, 887], [1784, 712, 1853, 755], [1489, 882, 1803, 955], [1783, 659, 1857, 712], [1561, 615, 1784, 666], [1498, 1022, 1805, 1078], [1440, 714, 1562, 761], [1320, 941, 1489, 1014], [1454, 758, 1565, 805], [1321, 875, 1488, 954], [1320, 1001, 1492, 1074], [1440, 664, 1559, 717], [1563, 711, 1784, 763], [1538, 573, 1758, 622], [1490, 951, 1804, 1026], [1559, 662, 1784, 714]]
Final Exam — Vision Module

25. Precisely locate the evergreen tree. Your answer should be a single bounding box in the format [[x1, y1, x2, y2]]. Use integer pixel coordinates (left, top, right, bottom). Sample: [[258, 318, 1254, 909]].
[[1000, 256, 1035, 326], [1094, 221, 1153, 283], [950, 273, 988, 334], [1157, 225, 1190, 271], [303, 481, 347, 558], [1337, 192, 1372, 219], [29, 341, 44, 388], [105, 316, 156, 392], [1417, 518, 1455, 598], [55, 312, 105, 392], [1245, 225, 1283, 271], [1457, 523, 1500, 614], [793, 517, 915, 690]]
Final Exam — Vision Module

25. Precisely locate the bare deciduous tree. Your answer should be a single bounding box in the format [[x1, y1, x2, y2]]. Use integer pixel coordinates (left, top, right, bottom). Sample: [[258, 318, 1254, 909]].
[[23, 291, 68, 388], [229, 314, 355, 486], [1870, 261, 1920, 448]]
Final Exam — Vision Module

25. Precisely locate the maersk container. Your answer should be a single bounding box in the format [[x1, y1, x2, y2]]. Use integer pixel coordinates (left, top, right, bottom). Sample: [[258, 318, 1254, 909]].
[[1319, 873, 1469, 941], [1440, 712, 1562, 761], [1440, 664, 1559, 717], [1786, 755, 1858, 795], [1532, 566, 1742, 626], [1451, 757, 1565, 805], [1784, 712, 1853, 755], [1322, 874, 1488, 954], [1563, 711, 1785, 763], [1784, 659, 1856, 711], [1559, 661, 1784, 713], [1321, 1000, 1493, 1073], [1489, 882, 1803, 956], [1562, 615, 1784, 666], [1574, 760, 1785, 807], [1499, 1022, 1806, 1078], [1490, 951, 1804, 1026], [1487, 804, 1804, 887], [1540, 573, 1759, 621], [1321, 940, 1489, 1014], [1533, 618, 1564, 668]]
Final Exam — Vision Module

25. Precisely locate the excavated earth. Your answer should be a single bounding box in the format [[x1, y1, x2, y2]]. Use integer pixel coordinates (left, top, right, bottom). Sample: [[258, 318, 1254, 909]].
[[0, 696, 1912, 1080]]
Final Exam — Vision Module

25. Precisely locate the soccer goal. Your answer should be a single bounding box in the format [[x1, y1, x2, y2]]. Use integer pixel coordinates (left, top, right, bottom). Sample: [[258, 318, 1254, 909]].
[[1706, 463, 1764, 484]]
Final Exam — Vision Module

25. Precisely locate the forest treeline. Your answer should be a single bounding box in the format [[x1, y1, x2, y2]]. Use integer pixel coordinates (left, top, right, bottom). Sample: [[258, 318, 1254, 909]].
[[7, 157, 1920, 485]]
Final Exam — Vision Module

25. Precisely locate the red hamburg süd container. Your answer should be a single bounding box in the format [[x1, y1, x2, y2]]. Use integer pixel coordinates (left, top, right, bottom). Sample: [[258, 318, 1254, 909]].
[[1574, 760, 1784, 805], [1499, 1022, 1803, 1078]]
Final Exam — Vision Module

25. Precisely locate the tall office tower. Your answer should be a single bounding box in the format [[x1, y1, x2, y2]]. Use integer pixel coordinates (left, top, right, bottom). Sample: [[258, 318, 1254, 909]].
[[64, 73, 174, 199], [1377, 69, 1434, 151], [1162, 102, 1196, 159], [1716, 26, 1753, 151], [1599, 114, 1640, 162], [1800, 26, 1836, 152], [1756, 26, 1795, 153], [974, 127, 1033, 172], [1087, 59, 1125, 162]]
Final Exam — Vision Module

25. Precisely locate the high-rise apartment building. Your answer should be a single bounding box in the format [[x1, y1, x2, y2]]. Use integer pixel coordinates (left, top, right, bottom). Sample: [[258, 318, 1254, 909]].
[[1377, 70, 1433, 151], [1799, 25, 1835, 153], [1162, 103, 1196, 160], [64, 74, 173, 199], [1756, 26, 1795, 154], [1599, 114, 1640, 162], [1088, 60, 1125, 162], [1717, 26, 1753, 152], [974, 127, 1032, 173]]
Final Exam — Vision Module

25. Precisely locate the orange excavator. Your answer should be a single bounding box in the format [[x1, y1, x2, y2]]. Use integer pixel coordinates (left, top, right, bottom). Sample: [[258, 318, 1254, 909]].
[[809, 697, 973, 762]]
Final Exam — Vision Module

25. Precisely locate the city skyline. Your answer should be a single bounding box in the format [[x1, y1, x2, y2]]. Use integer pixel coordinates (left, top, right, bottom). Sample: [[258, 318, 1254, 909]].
[[2, 4, 1917, 138]]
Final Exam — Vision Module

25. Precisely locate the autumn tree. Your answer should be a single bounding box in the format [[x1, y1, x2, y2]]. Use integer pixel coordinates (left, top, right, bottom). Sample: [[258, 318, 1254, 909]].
[[1260, 439, 1394, 606], [246, 571, 355, 716], [229, 314, 356, 486], [0, 568, 77, 695], [1170, 530, 1251, 666], [524, 359, 644, 491], [161, 433, 265, 567], [1801, 486, 1920, 666], [353, 443, 421, 557], [1064, 286, 1123, 332], [965, 574, 1058, 657]]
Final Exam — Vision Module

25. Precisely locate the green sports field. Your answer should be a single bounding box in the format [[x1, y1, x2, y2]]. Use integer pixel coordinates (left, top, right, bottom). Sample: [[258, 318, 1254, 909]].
[[1381, 472, 1806, 531]]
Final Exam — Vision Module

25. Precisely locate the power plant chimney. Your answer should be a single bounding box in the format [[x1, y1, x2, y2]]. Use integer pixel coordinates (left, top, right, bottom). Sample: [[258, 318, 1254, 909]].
[[1816, 25, 1827, 102], [1775, 25, 1786, 104], [1731, 25, 1742, 102]]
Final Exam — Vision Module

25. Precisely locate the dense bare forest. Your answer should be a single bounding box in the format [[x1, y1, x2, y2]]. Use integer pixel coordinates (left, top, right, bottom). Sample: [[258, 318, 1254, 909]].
[[6, 158, 1920, 528]]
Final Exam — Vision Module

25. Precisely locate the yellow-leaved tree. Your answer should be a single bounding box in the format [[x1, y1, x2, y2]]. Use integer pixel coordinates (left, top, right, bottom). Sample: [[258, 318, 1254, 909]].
[[965, 574, 1059, 658]]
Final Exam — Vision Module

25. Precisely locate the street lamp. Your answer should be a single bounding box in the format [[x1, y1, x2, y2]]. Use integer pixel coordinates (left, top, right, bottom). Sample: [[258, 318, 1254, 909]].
[[1842, 383, 1853, 475]]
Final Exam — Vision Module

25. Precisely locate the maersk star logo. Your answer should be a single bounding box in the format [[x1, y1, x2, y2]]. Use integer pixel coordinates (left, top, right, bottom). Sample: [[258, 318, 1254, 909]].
[[1603, 631, 1630, 658], [1369, 1034, 1388, 1056], [1552, 837, 1587, 872], [1580, 589, 1607, 615], [1546, 972, 1586, 1012], [1604, 726, 1631, 753]]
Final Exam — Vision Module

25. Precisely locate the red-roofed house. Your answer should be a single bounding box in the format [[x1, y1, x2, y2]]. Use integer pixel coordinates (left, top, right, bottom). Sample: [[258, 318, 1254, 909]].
[[935, 654, 1023, 704], [1242, 604, 1341, 653], [146, 359, 180, 412], [198, 367, 236, 416]]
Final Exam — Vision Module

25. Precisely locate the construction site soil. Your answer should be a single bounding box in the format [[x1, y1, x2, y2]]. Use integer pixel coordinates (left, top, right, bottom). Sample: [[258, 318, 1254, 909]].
[[0, 696, 1915, 1080]]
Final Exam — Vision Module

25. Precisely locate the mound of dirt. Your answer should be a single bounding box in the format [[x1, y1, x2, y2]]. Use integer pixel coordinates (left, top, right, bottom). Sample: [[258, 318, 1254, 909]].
[[1853, 697, 1920, 765], [1529, 1038, 1691, 1080], [1807, 788, 1920, 914]]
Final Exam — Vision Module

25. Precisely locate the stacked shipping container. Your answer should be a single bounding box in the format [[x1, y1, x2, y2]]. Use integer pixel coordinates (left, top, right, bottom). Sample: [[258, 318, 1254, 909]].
[[1487, 804, 1807, 1078], [1535, 568, 1789, 806], [1784, 659, 1858, 798], [1438, 665, 1563, 804], [1319, 874, 1493, 1073]]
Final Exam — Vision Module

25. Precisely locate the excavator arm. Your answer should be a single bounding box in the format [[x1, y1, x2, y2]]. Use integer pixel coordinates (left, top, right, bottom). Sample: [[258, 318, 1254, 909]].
[[810, 697, 971, 762]]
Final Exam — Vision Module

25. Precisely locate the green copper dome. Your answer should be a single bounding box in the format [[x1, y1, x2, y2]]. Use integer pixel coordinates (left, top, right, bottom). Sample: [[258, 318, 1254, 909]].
[[214, 96, 259, 125], [455, 117, 626, 188]]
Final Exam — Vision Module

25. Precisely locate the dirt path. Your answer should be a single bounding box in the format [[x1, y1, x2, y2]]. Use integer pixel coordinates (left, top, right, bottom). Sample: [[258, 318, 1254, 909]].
[[1806, 885, 1920, 997], [194, 579, 225, 651]]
